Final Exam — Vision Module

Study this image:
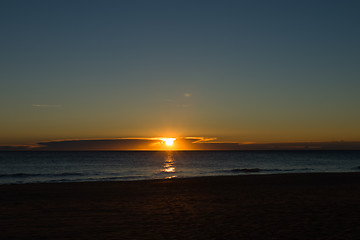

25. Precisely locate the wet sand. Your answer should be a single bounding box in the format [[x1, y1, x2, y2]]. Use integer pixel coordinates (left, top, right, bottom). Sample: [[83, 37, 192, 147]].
[[1, 173, 360, 239]]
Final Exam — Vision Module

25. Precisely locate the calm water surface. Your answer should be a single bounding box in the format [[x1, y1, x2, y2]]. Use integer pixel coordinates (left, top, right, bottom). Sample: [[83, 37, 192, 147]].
[[0, 151, 360, 184]]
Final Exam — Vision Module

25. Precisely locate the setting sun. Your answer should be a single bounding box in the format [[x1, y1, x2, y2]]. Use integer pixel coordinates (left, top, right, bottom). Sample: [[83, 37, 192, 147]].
[[162, 138, 176, 146]]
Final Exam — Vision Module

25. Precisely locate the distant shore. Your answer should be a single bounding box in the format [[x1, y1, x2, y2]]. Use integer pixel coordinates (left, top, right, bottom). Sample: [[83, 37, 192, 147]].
[[1, 172, 360, 239]]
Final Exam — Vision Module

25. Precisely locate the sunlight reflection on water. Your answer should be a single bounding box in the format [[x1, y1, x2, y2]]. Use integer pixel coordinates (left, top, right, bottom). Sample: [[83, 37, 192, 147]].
[[161, 151, 176, 179]]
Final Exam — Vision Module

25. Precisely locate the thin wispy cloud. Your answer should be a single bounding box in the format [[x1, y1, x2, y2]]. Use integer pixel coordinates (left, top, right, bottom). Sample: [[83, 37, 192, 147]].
[[184, 137, 217, 143], [163, 93, 193, 108]]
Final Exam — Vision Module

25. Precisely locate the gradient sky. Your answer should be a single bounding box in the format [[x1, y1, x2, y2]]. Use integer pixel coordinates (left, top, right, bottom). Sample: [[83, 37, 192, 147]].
[[1, 0, 360, 149]]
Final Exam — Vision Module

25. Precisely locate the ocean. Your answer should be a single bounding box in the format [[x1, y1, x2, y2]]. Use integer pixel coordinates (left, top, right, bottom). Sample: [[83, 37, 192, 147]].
[[0, 151, 359, 184]]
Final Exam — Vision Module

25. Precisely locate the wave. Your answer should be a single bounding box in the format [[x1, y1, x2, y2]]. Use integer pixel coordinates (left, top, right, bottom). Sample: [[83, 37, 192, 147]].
[[85, 176, 146, 181], [231, 168, 261, 173], [219, 168, 316, 174], [0, 172, 86, 178]]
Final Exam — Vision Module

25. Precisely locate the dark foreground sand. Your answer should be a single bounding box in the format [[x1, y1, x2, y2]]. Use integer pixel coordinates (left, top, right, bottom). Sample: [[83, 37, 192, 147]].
[[1, 173, 360, 240]]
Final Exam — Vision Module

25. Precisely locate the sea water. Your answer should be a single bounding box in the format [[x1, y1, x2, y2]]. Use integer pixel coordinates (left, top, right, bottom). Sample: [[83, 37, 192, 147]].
[[0, 151, 359, 184]]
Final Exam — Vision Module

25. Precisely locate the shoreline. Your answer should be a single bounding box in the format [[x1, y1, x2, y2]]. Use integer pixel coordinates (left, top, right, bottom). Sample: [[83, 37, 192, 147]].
[[1, 171, 360, 186], [1, 172, 360, 239]]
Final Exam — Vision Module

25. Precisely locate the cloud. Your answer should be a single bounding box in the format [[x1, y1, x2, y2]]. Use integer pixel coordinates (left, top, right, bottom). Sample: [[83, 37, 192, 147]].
[[0, 145, 34, 151], [184, 137, 217, 143], [34, 138, 162, 151], [178, 137, 242, 150]]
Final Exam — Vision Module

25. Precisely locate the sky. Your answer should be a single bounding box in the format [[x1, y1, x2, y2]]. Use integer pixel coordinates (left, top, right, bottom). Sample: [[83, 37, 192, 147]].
[[1, 0, 360, 150]]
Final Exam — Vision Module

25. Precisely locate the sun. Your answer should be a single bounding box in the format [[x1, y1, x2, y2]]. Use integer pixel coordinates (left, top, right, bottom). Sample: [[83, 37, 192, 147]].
[[162, 138, 176, 146]]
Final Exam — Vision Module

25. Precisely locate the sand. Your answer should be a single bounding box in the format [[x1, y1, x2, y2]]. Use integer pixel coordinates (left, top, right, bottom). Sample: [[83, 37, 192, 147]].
[[1, 173, 360, 240]]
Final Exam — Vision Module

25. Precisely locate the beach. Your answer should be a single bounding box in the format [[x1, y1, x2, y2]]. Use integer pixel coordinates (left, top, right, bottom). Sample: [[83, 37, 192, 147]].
[[1, 173, 360, 239]]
